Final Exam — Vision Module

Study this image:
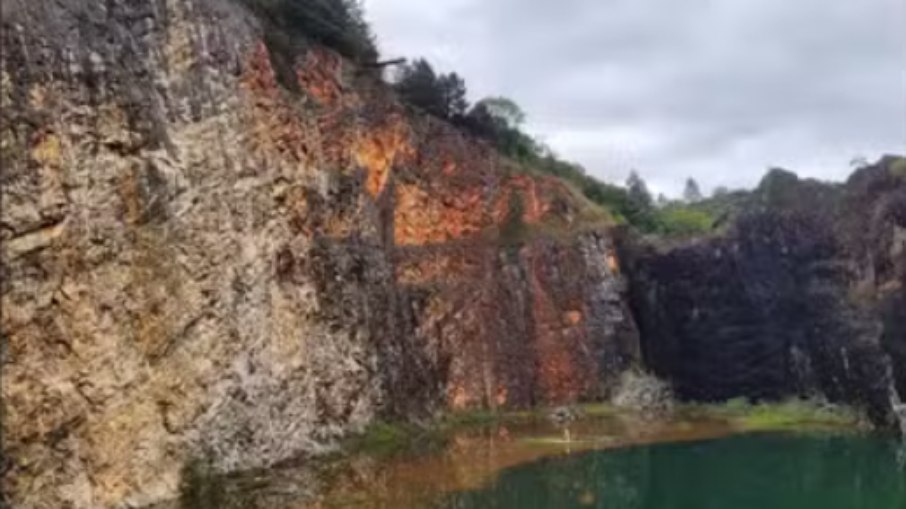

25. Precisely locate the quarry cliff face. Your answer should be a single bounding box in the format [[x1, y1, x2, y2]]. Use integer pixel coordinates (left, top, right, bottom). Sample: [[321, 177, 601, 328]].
[[622, 159, 906, 428], [0, 1, 638, 507]]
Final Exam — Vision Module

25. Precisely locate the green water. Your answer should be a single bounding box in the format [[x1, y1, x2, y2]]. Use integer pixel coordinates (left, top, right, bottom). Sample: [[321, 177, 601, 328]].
[[436, 434, 906, 509]]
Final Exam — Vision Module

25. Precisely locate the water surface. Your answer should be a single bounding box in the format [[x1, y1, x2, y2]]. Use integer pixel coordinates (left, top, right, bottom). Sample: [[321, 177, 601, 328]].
[[166, 415, 903, 509], [436, 433, 906, 509]]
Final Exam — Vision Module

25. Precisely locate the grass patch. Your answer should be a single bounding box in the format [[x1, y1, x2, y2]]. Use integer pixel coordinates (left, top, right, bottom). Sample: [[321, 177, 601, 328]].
[[344, 420, 444, 458], [439, 404, 616, 428], [442, 409, 526, 427], [579, 403, 618, 417], [687, 398, 863, 432], [655, 205, 716, 238], [345, 405, 608, 458], [344, 412, 516, 458]]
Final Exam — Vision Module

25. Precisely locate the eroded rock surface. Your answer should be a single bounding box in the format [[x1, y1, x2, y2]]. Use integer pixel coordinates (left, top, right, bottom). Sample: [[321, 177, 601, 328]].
[[0, 1, 638, 507], [622, 158, 906, 426]]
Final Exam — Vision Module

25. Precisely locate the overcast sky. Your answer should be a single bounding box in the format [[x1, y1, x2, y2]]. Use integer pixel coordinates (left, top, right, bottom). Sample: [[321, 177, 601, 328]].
[[363, 0, 905, 196]]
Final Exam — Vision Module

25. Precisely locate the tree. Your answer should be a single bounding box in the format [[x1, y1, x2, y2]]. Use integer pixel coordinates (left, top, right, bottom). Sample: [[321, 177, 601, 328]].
[[438, 72, 468, 119], [626, 171, 653, 210], [476, 96, 525, 128], [459, 101, 503, 139], [394, 58, 446, 117], [260, 0, 379, 62], [683, 177, 703, 203], [624, 170, 656, 231], [457, 96, 544, 163], [759, 167, 800, 208], [337, 0, 377, 60], [394, 59, 471, 120]]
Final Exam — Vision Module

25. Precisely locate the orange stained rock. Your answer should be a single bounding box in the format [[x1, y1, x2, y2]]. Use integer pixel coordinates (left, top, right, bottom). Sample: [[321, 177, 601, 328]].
[[538, 349, 583, 403], [240, 42, 311, 164], [442, 160, 457, 175], [317, 112, 357, 170], [495, 385, 508, 407], [607, 253, 620, 273], [493, 177, 549, 226], [564, 310, 583, 326], [393, 184, 486, 245], [450, 385, 469, 410], [297, 49, 344, 107], [240, 42, 279, 98], [356, 118, 411, 197], [528, 251, 593, 404], [518, 177, 546, 224]]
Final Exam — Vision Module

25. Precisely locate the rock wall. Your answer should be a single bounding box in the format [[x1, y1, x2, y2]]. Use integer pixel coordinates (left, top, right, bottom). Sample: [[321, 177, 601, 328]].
[[622, 158, 906, 427], [0, 1, 638, 507]]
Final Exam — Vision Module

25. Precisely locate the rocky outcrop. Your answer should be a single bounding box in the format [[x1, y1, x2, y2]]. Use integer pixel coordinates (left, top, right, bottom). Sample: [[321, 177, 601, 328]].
[[622, 158, 906, 427], [0, 1, 638, 507]]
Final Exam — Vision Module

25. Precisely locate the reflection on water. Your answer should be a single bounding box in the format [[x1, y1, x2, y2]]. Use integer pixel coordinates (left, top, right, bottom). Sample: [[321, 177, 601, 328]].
[[436, 434, 906, 509], [301, 414, 740, 509], [161, 414, 902, 509]]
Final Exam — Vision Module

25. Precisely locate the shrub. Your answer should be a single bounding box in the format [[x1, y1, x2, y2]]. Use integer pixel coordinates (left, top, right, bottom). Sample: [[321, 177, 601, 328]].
[[655, 206, 715, 237], [695, 397, 863, 431]]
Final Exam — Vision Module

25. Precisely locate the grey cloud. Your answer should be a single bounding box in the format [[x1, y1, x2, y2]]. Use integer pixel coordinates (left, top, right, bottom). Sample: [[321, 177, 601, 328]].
[[365, 0, 905, 195]]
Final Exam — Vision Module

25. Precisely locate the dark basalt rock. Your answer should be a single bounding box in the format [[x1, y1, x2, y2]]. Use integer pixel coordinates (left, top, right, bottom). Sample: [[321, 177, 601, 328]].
[[621, 156, 906, 428]]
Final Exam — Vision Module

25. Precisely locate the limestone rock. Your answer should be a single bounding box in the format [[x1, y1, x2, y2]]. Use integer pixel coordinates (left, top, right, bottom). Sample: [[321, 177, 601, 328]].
[[0, 1, 639, 507]]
